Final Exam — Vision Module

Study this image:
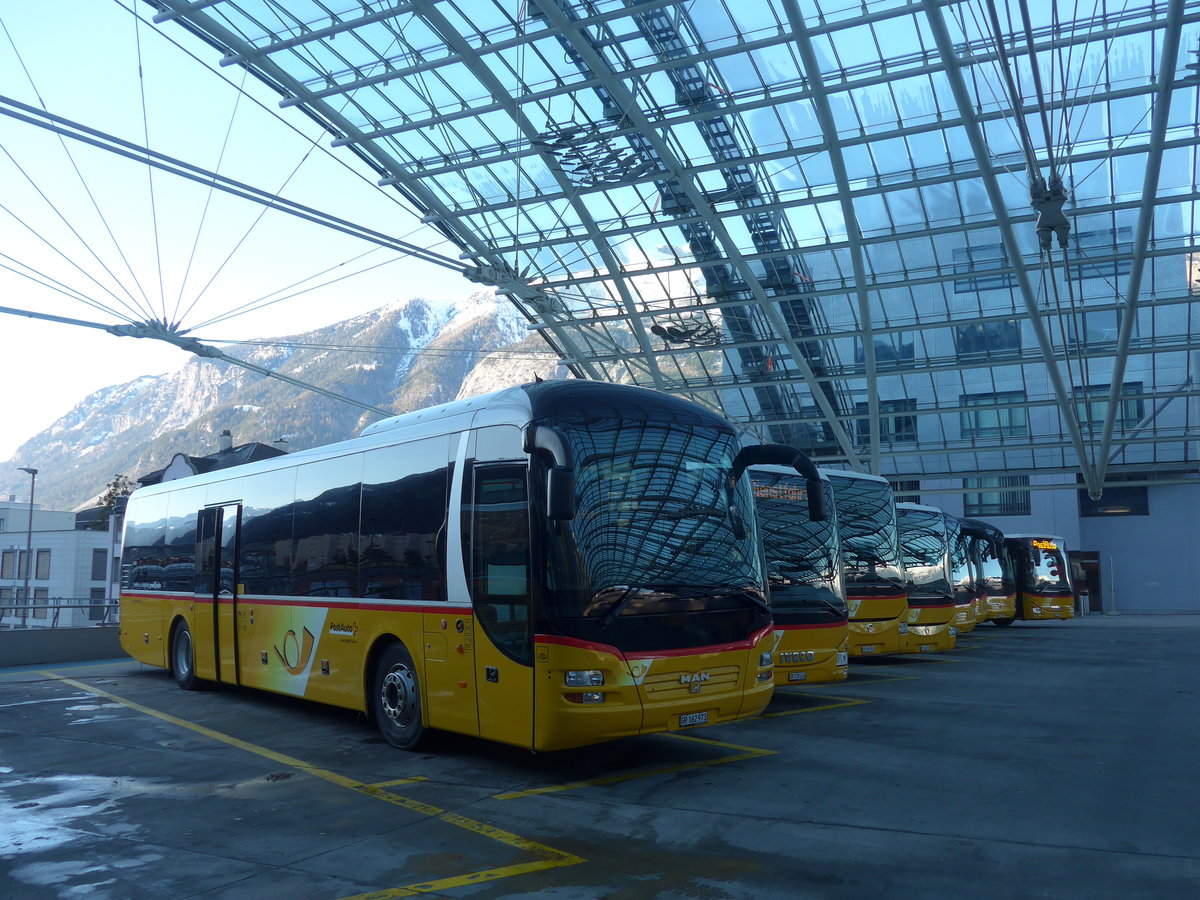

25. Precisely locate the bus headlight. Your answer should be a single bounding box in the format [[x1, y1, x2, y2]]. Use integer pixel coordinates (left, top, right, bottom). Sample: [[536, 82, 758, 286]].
[[564, 670, 604, 687], [898, 623, 908, 634], [759, 652, 773, 667], [757, 670, 773, 683]]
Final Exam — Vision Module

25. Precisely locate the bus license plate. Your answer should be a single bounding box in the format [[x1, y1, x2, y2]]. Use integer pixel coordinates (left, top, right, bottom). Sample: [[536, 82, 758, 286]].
[[860, 644, 877, 654], [919, 644, 933, 653], [679, 711, 708, 728], [788, 672, 807, 682]]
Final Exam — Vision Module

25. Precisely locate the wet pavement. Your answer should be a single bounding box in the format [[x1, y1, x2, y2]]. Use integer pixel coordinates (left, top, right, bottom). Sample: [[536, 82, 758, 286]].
[[2, 615, 1197, 898]]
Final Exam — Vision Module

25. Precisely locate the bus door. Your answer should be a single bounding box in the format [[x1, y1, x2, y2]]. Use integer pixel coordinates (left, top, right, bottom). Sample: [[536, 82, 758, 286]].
[[466, 461, 534, 748], [422, 434, 480, 737], [195, 504, 242, 685]]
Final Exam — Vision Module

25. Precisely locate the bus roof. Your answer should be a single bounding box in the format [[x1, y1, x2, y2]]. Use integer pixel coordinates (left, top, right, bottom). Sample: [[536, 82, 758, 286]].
[[819, 467, 891, 485]]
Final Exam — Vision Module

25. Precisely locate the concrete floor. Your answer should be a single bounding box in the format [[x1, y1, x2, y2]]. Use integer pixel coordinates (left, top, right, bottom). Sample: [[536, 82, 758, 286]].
[[1, 615, 1197, 899]]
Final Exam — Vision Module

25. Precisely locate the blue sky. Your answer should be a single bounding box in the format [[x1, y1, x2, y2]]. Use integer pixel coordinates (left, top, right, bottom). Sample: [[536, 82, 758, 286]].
[[0, 1, 460, 461]]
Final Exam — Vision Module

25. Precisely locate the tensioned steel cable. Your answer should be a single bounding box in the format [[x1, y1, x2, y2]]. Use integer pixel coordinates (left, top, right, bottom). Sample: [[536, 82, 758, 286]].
[[0, 13, 158, 323], [981, 0, 1045, 182], [0, 97, 464, 270], [0, 192, 149, 324], [1016, 0, 1060, 179], [133, 11, 169, 325], [171, 66, 249, 329]]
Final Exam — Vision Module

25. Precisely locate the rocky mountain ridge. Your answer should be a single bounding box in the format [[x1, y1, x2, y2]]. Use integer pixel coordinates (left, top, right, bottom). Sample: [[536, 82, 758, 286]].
[[1, 293, 563, 510]]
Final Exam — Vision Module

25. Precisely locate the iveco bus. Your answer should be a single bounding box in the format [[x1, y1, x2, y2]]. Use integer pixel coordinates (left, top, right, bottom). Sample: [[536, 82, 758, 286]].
[[750, 466, 848, 684], [1000, 534, 1075, 623], [961, 519, 1016, 624], [823, 470, 908, 656], [120, 381, 824, 751], [895, 503, 957, 653]]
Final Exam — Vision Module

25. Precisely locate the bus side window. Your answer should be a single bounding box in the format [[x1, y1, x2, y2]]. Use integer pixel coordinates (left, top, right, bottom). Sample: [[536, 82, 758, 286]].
[[470, 465, 531, 664]]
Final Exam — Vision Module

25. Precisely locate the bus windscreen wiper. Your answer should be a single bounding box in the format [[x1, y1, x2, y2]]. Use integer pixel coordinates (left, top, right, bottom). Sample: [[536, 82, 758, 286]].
[[663, 504, 725, 520], [595, 586, 650, 627], [667, 586, 770, 616]]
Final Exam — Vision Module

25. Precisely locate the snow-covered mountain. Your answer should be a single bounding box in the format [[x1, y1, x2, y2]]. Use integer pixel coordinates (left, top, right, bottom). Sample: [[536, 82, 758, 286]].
[[0, 292, 564, 510]]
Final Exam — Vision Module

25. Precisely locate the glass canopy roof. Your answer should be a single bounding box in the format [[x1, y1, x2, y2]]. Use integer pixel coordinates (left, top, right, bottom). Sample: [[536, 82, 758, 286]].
[[146, 0, 1200, 495]]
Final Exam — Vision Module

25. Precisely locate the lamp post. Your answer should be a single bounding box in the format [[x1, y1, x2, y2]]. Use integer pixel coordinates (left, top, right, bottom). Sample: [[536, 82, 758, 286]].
[[18, 467, 37, 628]]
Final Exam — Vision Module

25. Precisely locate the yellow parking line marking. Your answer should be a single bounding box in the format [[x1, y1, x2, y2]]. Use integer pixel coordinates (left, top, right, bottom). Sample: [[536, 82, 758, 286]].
[[494, 733, 775, 801], [761, 693, 870, 717], [43, 673, 583, 896], [366, 777, 428, 788]]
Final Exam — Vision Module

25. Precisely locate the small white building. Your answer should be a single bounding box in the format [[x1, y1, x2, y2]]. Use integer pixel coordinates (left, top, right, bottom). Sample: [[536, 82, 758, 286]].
[[0, 498, 119, 629]]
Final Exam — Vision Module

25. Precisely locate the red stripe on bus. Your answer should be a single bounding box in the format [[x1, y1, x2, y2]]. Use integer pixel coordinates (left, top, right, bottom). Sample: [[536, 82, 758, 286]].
[[537, 622, 773, 660]]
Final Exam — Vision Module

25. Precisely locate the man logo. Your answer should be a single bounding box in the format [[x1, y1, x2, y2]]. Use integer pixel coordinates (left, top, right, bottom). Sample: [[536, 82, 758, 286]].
[[679, 672, 710, 690]]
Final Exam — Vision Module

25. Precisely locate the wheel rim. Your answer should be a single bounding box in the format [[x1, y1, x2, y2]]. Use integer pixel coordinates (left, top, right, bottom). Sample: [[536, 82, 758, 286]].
[[380, 664, 417, 729], [174, 629, 192, 679]]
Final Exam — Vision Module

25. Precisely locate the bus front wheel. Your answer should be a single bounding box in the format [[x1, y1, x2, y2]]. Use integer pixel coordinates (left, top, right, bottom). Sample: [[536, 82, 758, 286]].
[[373, 643, 425, 750], [992, 617, 1015, 628], [171, 620, 199, 690]]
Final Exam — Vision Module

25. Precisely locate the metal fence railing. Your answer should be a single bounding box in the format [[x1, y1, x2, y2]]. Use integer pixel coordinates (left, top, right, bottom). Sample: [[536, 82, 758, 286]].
[[0, 600, 120, 630]]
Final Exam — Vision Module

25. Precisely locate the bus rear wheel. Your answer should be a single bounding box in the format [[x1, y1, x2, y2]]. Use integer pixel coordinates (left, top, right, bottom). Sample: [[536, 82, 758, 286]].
[[992, 617, 1015, 627], [374, 643, 425, 750], [171, 620, 200, 690]]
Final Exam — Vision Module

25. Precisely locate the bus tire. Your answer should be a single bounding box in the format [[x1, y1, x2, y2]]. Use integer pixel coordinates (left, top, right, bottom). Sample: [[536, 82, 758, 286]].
[[992, 617, 1015, 627], [170, 619, 200, 691], [373, 643, 425, 750]]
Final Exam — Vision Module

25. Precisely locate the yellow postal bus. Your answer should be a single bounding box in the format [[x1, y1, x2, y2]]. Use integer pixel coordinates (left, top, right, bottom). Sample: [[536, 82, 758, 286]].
[[823, 470, 908, 657], [750, 466, 848, 685], [120, 381, 819, 751], [961, 519, 1016, 624], [1000, 534, 1075, 624], [895, 503, 957, 653]]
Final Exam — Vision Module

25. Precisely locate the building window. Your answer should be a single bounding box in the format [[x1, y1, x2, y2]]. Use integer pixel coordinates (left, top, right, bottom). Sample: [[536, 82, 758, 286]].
[[1073, 382, 1144, 432], [856, 399, 918, 444], [1066, 308, 1130, 347], [0, 587, 12, 600], [856, 333, 915, 368], [1078, 474, 1149, 517], [17, 550, 28, 580], [35, 549, 51, 580], [89, 588, 108, 621], [0, 550, 13, 580], [953, 242, 1015, 293], [890, 480, 921, 504], [32, 588, 48, 619], [91, 549, 108, 582], [954, 319, 1020, 356], [961, 391, 1028, 440], [964, 475, 1031, 516]]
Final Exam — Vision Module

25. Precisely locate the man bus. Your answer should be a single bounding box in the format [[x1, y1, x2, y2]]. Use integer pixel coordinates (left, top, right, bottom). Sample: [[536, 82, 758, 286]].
[[823, 470, 908, 657], [998, 534, 1075, 624], [961, 518, 1016, 624], [750, 466, 848, 684], [120, 381, 825, 751], [895, 503, 957, 653]]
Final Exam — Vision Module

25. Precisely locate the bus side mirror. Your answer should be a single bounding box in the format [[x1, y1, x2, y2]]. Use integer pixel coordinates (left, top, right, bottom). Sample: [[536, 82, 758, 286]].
[[547, 467, 576, 520], [525, 424, 576, 521]]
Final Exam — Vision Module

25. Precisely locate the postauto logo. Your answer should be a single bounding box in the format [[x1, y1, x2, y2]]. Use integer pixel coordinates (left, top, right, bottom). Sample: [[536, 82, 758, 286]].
[[329, 621, 359, 637]]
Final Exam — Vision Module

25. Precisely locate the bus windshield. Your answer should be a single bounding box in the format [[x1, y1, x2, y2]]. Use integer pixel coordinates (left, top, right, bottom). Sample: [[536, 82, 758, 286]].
[[1030, 545, 1071, 592], [897, 508, 951, 599], [946, 518, 975, 603], [827, 476, 904, 591], [750, 472, 845, 614], [540, 416, 766, 640]]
